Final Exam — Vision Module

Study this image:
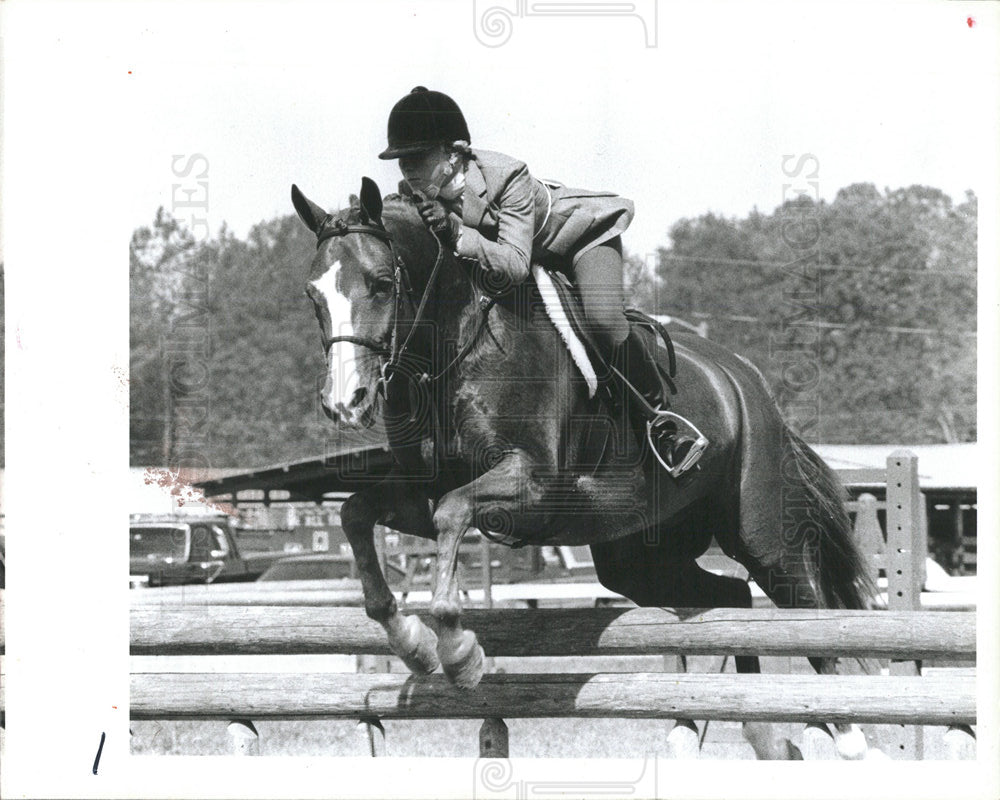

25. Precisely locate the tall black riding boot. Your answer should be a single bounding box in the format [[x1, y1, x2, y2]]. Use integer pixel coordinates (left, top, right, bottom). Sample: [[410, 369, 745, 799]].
[[610, 331, 707, 478]]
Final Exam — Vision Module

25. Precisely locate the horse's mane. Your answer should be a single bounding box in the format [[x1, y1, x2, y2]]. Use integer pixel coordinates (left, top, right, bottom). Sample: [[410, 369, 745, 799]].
[[382, 196, 445, 279]]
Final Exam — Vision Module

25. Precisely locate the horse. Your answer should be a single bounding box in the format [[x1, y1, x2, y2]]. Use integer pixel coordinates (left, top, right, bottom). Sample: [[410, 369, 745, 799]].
[[290, 178, 878, 759]]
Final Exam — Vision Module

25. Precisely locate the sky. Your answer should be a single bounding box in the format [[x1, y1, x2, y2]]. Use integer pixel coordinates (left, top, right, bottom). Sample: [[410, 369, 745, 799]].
[[116, 0, 997, 260]]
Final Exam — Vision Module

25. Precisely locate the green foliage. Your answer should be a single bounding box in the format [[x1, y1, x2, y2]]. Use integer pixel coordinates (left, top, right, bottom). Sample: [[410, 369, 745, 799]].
[[649, 184, 976, 443]]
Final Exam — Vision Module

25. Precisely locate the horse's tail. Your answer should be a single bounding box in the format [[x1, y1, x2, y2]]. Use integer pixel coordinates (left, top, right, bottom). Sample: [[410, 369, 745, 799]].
[[783, 425, 878, 610]]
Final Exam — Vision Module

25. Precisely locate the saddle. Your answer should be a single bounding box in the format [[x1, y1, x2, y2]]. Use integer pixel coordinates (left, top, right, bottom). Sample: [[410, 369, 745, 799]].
[[531, 264, 677, 402], [531, 265, 691, 476]]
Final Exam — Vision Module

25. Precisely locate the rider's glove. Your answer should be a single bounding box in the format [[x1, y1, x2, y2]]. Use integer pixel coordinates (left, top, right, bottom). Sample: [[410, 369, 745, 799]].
[[417, 200, 462, 248]]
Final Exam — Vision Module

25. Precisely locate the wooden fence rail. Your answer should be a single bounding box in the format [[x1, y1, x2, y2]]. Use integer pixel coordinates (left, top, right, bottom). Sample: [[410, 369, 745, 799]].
[[118, 451, 978, 759], [131, 606, 976, 661], [130, 671, 975, 726]]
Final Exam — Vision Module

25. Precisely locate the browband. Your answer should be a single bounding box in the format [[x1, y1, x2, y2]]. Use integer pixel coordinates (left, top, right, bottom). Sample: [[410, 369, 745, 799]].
[[315, 215, 393, 248]]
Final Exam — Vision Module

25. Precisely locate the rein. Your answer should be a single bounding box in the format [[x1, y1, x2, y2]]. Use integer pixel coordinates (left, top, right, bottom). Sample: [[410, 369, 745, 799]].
[[314, 211, 497, 396]]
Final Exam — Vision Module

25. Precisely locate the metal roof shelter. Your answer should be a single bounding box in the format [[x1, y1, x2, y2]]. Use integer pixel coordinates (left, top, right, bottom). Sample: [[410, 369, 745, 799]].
[[194, 428, 393, 504], [196, 439, 979, 505], [812, 443, 977, 493]]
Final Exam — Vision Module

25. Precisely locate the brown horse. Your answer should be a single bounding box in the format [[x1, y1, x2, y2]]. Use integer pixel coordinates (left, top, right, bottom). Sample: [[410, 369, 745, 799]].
[[291, 179, 877, 759]]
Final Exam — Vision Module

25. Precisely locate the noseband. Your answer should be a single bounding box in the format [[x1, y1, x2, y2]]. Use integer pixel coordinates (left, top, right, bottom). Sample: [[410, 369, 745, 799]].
[[313, 211, 496, 399]]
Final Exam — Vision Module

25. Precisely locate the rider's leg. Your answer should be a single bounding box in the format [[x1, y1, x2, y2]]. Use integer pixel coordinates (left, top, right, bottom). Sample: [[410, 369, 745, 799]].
[[571, 237, 629, 354], [573, 239, 705, 475]]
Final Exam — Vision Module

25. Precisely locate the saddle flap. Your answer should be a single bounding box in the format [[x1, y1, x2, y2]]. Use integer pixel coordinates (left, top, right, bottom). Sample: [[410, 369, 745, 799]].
[[531, 264, 605, 398], [530, 267, 679, 402]]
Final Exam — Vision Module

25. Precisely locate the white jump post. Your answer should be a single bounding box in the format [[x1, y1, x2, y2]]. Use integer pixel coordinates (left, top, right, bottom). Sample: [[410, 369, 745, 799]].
[[943, 723, 977, 760], [227, 719, 260, 756], [479, 717, 509, 757]]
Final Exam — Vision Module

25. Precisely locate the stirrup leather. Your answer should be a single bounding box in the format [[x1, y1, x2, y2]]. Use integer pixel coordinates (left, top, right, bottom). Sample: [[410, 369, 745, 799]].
[[646, 410, 709, 478]]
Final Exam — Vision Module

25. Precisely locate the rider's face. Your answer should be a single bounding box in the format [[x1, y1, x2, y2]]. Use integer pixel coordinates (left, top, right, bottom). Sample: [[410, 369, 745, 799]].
[[399, 146, 451, 199]]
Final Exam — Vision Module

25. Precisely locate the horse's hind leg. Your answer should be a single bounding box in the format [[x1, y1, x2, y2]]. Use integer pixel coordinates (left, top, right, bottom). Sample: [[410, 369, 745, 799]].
[[678, 568, 802, 760], [340, 481, 439, 675], [592, 540, 800, 759], [742, 557, 874, 760], [808, 655, 873, 759], [671, 566, 801, 760]]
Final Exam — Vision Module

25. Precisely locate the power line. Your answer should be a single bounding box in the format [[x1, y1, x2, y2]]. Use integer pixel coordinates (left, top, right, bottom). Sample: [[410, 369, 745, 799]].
[[678, 310, 977, 338], [657, 253, 976, 278], [807, 407, 976, 420]]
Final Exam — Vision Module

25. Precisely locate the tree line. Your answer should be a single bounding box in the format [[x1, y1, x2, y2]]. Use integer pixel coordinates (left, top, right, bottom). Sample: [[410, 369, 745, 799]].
[[128, 183, 977, 468]]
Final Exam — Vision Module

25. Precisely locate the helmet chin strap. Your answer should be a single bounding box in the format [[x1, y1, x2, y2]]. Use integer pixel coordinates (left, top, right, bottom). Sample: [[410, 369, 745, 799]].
[[436, 153, 466, 201]]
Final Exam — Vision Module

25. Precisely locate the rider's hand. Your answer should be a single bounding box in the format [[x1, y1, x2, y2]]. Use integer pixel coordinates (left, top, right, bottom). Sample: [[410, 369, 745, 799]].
[[417, 200, 461, 247]]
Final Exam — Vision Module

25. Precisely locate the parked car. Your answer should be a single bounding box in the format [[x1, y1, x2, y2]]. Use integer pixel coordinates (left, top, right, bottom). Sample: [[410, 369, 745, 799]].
[[257, 552, 356, 582], [130, 513, 283, 587]]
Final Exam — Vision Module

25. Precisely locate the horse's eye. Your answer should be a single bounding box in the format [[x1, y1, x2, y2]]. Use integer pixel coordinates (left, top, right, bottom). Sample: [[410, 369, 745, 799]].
[[372, 278, 394, 297]]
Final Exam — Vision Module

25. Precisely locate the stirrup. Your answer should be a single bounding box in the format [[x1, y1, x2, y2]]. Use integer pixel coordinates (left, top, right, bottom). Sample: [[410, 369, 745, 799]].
[[646, 410, 709, 479]]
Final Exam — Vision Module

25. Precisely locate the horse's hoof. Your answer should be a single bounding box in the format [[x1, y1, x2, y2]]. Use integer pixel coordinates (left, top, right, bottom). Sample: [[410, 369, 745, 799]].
[[944, 724, 977, 759], [441, 630, 485, 690], [833, 724, 868, 760], [397, 615, 440, 675]]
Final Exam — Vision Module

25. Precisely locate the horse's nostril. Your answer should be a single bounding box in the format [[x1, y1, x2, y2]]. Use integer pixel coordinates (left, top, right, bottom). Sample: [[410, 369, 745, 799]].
[[351, 387, 367, 406]]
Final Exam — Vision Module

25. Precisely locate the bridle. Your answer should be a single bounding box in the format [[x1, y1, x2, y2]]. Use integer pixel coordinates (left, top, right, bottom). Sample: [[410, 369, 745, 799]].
[[313, 211, 497, 401], [312, 207, 513, 548]]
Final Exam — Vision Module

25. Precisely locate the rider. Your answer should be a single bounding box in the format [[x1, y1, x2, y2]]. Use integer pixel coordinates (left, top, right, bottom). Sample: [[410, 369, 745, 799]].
[[378, 86, 705, 476]]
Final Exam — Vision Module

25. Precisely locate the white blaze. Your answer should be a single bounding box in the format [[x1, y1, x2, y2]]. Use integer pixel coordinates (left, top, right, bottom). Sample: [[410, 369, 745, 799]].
[[310, 260, 360, 413]]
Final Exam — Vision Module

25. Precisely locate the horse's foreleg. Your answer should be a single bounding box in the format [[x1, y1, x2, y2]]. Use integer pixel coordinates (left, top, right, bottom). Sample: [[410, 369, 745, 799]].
[[430, 509, 485, 689], [430, 452, 533, 690], [340, 487, 439, 675]]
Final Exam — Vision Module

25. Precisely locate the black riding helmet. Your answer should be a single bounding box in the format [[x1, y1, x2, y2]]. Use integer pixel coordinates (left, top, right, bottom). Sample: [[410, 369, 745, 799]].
[[378, 86, 470, 160]]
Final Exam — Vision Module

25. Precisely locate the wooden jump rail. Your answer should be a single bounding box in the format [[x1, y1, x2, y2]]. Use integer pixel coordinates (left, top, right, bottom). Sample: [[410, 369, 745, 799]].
[[131, 606, 976, 661], [124, 605, 977, 757], [131, 672, 975, 727]]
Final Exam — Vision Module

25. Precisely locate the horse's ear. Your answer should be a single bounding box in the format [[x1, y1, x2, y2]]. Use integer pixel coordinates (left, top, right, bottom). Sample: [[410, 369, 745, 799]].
[[359, 176, 383, 226], [291, 184, 328, 234]]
